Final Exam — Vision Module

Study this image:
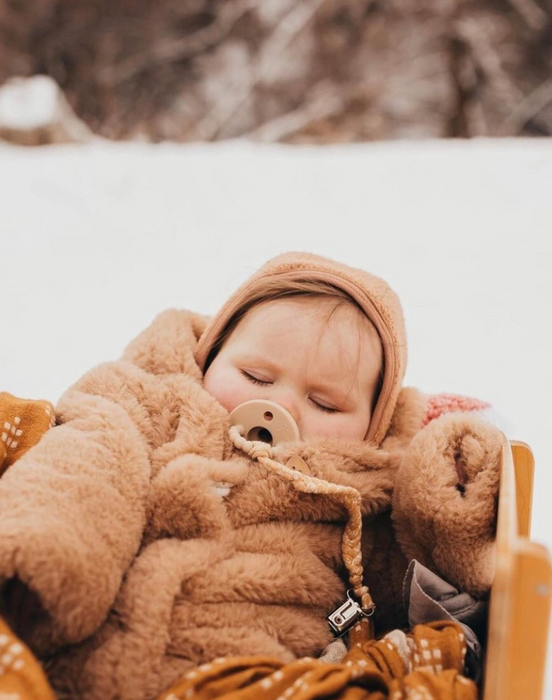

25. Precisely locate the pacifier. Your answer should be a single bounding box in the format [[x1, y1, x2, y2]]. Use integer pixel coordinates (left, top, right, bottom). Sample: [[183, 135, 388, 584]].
[[229, 400, 300, 446]]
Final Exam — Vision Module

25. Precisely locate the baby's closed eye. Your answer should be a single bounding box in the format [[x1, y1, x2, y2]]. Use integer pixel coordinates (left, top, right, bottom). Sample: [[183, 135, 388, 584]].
[[310, 397, 340, 414], [241, 370, 272, 386]]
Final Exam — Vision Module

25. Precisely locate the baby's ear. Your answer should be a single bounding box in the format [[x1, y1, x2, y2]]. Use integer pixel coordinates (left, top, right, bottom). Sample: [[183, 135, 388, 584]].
[[391, 412, 503, 597]]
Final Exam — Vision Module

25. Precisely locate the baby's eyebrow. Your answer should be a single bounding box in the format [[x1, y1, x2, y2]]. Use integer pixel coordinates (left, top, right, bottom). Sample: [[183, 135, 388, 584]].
[[237, 355, 279, 373]]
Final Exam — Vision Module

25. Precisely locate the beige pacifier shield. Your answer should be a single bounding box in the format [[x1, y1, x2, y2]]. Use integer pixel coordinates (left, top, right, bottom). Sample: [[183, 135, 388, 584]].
[[229, 400, 300, 445]]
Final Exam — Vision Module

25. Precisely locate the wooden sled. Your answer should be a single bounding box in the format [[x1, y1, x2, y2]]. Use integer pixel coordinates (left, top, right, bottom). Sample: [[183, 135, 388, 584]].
[[484, 440, 552, 700]]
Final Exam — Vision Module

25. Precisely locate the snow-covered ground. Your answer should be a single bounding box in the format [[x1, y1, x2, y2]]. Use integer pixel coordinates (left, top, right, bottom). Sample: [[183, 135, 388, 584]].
[[1, 137, 551, 694]]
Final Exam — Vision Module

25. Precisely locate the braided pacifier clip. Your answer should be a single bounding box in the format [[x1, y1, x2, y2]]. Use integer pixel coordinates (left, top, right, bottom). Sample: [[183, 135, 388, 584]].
[[228, 417, 376, 645]]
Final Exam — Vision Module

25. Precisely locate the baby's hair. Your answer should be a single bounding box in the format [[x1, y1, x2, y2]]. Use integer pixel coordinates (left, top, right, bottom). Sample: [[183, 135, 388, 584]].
[[203, 278, 385, 408]]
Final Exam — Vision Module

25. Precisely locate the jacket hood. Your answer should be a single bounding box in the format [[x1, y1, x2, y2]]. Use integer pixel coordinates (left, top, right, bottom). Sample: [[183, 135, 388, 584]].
[[195, 251, 407, 447]]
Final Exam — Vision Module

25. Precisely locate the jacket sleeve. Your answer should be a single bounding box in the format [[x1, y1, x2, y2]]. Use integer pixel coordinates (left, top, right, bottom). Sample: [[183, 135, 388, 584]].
[[0, 308, 209, 653]]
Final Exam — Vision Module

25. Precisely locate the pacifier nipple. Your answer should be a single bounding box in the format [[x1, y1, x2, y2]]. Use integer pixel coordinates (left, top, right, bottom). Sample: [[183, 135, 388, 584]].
[[229, 400, 300, 446]]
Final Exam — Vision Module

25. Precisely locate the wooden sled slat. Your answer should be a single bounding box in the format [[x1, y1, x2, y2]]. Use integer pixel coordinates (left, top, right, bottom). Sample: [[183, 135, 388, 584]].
[[512, 441, 535, 539], [483, 440, 552, 700]]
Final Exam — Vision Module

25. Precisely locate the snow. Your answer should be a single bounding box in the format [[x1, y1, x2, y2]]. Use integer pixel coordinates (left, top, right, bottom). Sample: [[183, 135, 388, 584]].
[[1, 136, 551, 693], [0, 76, 60, 130]]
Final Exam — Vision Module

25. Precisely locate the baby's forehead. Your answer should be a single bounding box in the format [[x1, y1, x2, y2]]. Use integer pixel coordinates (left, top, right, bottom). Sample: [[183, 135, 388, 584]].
[[233, 297, 382, 368], [239, 296, 379, 344]]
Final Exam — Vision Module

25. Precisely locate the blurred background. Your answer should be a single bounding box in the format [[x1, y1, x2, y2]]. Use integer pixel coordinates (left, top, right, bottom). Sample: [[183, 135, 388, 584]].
[[1, 0, 552, 144], [0, 1, 551, 696]]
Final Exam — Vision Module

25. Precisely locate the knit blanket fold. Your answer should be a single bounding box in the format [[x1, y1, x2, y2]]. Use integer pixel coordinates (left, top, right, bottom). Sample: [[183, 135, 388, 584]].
[[156, 620, 476, 700], [0, 610, 476, 700], [0, 392, 55, 475]]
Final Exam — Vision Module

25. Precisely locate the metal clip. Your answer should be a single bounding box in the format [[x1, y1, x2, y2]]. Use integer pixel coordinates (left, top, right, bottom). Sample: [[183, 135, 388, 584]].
[[326, 590, 372, 637]]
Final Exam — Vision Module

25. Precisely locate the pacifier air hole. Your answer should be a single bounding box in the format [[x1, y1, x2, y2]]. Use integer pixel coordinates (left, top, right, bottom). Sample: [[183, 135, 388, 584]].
[[247, 427, 273, 444], [264, 411, 273, 421]]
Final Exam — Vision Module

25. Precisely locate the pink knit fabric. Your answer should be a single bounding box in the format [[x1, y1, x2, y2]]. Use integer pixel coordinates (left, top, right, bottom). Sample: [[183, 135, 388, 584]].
[[422, 394, 491, 428]]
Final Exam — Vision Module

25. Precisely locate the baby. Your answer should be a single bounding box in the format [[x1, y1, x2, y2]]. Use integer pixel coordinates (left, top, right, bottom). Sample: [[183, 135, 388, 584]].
[[0, 251, 499, 700]]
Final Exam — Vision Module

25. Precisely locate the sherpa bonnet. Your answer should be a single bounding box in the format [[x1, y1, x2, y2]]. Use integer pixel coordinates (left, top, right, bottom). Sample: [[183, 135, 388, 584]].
[[195, 251, 407, 447]]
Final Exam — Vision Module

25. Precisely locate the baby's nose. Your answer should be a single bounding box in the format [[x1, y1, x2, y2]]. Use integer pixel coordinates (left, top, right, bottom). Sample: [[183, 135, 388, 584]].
[[267, 389, 300, 427]]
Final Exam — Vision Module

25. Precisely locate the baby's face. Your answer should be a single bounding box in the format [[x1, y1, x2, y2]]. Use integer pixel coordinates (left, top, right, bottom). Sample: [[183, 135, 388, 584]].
[[203, 297, 383, 441]]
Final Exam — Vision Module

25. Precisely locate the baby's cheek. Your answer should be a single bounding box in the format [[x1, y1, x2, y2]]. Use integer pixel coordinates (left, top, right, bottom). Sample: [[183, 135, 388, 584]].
[[320, 413, 369, 441], [203, 373, 250, 413], [299, 411, 342, 441]]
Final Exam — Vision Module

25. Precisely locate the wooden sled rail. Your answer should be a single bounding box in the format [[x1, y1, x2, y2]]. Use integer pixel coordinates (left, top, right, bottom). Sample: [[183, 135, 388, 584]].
[[484, 440, 552, 700]]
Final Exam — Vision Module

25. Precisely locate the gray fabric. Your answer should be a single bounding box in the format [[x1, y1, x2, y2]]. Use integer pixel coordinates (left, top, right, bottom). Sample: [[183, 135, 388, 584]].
[[403, 559, 487, 681], [318, 639, 348, 664]]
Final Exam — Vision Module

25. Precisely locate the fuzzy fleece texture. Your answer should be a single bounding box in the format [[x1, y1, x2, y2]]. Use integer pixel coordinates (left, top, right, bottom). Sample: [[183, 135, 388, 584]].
[[0, 254, 504, 700]]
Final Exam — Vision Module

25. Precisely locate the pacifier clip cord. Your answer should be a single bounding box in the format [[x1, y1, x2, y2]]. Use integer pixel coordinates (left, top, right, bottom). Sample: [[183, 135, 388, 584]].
[[229, 424, 376, 642]]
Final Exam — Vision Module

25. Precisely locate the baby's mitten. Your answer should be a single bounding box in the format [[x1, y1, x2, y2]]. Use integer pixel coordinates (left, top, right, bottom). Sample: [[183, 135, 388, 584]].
[[392, 413, 503, 596]]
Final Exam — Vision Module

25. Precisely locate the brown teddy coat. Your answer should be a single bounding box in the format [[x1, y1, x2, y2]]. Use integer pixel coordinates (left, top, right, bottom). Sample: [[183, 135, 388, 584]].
[[0, 254, 504, 700]]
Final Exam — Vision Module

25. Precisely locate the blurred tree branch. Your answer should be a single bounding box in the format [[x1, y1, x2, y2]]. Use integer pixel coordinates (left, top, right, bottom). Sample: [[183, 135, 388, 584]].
[[0, 0, 551, 143]]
